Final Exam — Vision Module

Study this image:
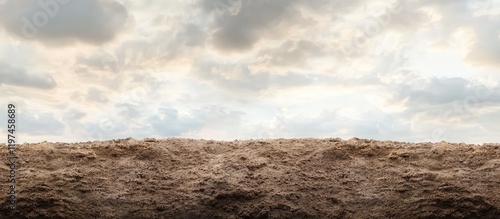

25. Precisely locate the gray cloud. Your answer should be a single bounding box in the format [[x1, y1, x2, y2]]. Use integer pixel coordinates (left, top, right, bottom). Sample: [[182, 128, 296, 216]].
[[389, 76, 500, 130], [150, 107, 203, 136], [396, 77, 471, 105], [62, 108, 86, 120], [192, 59, 322, 96], [189, 0, 367, 54], [0, 61, 56, 89], [18, 112, 65, 136], [255, 40, 326, 68], [194, 0, 305, 52], [176, 23, 206, 47], [0, 0, 129, 45], [395, 77, 500, 107]]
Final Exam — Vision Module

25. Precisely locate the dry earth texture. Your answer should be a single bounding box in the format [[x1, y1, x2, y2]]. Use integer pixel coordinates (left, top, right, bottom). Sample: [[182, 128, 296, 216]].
[[0, 138, 499, 219]]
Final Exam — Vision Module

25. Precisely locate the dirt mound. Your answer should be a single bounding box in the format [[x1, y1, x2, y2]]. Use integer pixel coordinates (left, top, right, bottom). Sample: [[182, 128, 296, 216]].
[[1, 138, 499, 218]]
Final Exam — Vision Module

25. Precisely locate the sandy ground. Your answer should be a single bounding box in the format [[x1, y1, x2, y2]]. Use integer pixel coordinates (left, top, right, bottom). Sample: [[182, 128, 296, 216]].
[[0, 137, 499, 219]]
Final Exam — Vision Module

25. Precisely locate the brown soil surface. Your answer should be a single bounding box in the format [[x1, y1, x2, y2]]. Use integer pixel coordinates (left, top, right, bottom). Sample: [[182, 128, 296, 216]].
[[1, 138, 499, 219]]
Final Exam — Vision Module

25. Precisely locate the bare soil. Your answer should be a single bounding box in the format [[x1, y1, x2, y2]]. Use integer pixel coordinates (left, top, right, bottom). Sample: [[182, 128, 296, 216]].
[[1, 138, 499, 218]]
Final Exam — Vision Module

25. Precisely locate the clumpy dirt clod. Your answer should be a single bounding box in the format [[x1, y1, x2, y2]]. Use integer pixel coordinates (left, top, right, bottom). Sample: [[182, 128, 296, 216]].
[[1, 138, 499, 219]]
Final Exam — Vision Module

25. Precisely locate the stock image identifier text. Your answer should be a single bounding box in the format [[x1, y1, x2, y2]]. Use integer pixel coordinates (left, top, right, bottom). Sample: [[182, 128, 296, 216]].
[[7, 104, 17, 209]]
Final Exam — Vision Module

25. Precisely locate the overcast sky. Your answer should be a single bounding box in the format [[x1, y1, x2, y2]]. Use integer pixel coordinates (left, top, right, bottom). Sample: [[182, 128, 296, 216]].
[[1, 0, 500, 144]]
